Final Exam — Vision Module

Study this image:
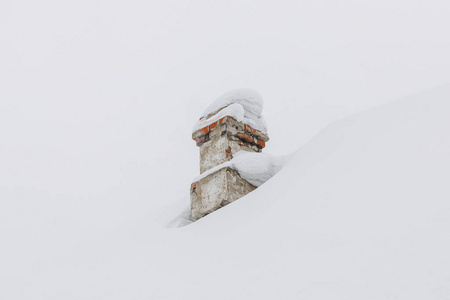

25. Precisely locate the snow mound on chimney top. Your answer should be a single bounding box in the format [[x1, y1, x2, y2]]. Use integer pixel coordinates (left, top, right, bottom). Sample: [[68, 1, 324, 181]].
[[202, 89, 264, 119], [193, 89, 268, 134]]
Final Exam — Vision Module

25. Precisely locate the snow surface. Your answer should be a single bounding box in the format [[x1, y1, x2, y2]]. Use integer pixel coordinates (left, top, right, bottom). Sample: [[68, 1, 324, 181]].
[[193, 151, 286, 187], [193, 89, 268, 134], [2, 1, 450, 298], [3, 85, 449, 300]]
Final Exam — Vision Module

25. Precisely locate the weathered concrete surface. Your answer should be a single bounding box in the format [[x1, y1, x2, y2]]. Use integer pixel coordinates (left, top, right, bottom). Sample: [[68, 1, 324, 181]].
[[199, 131, 229, 174], [194, 116, 269, 174], [190, 167, 256, 220]]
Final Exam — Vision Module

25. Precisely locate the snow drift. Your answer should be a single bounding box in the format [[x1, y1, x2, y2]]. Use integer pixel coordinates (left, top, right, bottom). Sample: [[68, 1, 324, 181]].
[[193, 151, 286, 188], [2, 85, 450, 300]]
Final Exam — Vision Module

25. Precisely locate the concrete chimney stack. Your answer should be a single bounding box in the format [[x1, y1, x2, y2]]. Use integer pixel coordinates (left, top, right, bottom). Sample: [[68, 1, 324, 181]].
[[190, 92, 269, 220]]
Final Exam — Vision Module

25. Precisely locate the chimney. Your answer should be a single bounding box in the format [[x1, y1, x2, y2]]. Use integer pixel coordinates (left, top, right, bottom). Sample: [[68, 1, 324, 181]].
[[190, 91, 269, 220]]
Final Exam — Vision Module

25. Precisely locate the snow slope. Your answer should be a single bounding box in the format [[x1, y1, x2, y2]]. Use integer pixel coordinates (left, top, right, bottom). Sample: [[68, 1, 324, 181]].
[[2, 85, 449, 299]]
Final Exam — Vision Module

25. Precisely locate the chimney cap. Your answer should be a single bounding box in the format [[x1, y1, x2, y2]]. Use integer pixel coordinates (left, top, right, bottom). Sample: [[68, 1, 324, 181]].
[[193, 89, 268, 135]]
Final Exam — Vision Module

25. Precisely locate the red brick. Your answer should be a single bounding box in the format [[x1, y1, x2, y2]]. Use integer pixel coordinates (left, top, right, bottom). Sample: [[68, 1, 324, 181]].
[[198, 126, 209, 134], [237, 132, 253, 143], [256, 139, 265, 147], [225, 146, 231, 158], [210, 121, 218, 130]]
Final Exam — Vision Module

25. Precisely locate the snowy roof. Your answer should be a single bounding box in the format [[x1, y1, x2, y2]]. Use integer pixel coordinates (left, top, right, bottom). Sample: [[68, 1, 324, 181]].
[[193, 89, 268, 134]]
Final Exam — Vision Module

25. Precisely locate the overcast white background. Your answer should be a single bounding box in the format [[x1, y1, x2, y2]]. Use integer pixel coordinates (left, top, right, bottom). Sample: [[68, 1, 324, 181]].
[[1, 2, 450, 297]]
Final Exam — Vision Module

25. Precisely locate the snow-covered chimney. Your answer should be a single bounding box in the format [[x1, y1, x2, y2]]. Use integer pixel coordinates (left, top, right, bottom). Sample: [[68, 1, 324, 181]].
[[190, 90, 269, 220]]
